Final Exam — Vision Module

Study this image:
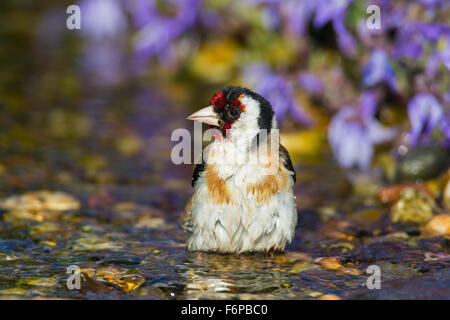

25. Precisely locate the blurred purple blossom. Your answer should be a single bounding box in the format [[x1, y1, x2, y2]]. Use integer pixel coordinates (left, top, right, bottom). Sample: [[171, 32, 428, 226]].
[[441, 117, 450, 146], [443, 91, 450, 106], [247, 0, 315, 36], [243, 64, 313, 126], [425, 52, 440, 78], [416, 23, 450, 43], [79, 0, 127, 40], [362, 49, 397, 91], [129, 0, 203, 64], [407, 93, 445, 146], [328, 91, 397, 170], [314, 0, 357, 56], [249, 0, 357, 53], [357, 19, 382, 49], [78, 0, 128, 86], [392, 21, 450, 60], [71, 0, 448, 171], [333, 18, 358, 56], [420, 0, 443, 7], [392, 25, 424, 60], [313, 0, 350, 29], [358, 90, 378, 119], [298, 72, 324, 96], [282, 0, 316, 36], [199, 9, 221, 29]]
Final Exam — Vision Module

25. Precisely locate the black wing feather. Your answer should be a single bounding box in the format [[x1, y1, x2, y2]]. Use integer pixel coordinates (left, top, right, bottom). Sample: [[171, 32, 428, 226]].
[[192, 161, 206, 187], [280, 144, 296, 183]]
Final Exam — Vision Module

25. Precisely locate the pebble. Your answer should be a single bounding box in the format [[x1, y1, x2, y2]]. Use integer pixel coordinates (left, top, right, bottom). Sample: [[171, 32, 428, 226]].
[[0, 190, 80, 211], [319, 294, 341, 300], [73, 235, 124, 251], [135, 216, 167, 229], [423, 214, 450, 236], [377, 184, 433, 204], [390, 188, 435, 224], [316, 257, 342, 270], [18, 277, 59, 288], [394, 145, 449, 182], [290, 261, 318, 273]]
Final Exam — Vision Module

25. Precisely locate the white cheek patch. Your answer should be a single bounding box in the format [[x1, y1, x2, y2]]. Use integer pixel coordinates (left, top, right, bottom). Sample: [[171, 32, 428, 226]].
[[233, 95, 260, 133]]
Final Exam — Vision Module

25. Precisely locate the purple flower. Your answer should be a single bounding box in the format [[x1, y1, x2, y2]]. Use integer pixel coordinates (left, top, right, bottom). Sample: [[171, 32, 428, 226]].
[[358, 90, 378, 120], [78, 0, 128, 85], [247, 0, 356, 54], [333, 17, 358, 57], [370, 4, 426, 59], [247, 0, 315, 36], [440, 117, 450, 146], [328, 91, 397, 170], [392, 26, 424, 60], [298, 72, 324, 96], [362, 49, 398, 91], [392, 21, 450, 60], [443, 91, 450, 106], [313, 0, 350, 29], [420, 0, 443, 7], [425, 52, 441, 78], [357, 20, 381, 49], [243, 64, 313, 126], [416, 23, 450, 43], [129, 0, 202, 64], [314, 0, 357, 56], [127, 0, 153, 28], [282, 0, 316, 36], [407, 93, 444, 146], [79, 0, 127, 40]]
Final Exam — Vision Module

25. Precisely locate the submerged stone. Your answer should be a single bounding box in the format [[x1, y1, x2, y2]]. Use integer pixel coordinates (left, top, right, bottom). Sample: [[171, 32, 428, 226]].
[[18, 277, 59, 288]]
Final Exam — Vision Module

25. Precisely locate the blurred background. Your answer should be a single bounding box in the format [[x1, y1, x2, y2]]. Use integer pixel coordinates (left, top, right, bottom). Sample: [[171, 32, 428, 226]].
[[0, 0, 449, 300], [1, 0, 449, 189]]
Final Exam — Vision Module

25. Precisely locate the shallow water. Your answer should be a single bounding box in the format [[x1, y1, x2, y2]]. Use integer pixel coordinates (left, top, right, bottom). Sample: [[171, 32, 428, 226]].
[[0, 156, 449, 299]]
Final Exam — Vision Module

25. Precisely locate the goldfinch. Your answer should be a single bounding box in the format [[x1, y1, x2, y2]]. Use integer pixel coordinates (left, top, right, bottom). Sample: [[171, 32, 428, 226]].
[[184, 86, 297, 253]]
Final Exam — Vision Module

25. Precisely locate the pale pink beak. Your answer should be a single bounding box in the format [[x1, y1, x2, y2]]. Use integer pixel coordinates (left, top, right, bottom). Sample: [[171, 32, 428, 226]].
[[187, 105, 220, 127]]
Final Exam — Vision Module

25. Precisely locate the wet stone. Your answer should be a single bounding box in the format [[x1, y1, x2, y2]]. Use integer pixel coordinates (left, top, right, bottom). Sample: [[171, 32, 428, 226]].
[[0, 239, 34, 253], [423, 214, 450, 236], [390, 188, 436, 225], [140, 277, 186, 299], [394, 145, 449, 182], [79, 273, 123, 295], [17, 277, 59, 288], [99, 256, 142, 266]]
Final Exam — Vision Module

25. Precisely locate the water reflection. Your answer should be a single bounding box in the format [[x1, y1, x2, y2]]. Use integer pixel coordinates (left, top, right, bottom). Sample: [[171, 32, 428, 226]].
[[184, 252, 292, 299]]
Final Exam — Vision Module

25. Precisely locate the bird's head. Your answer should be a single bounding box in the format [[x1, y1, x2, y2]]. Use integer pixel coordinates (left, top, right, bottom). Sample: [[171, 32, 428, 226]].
[[187, 86, 276, 141]]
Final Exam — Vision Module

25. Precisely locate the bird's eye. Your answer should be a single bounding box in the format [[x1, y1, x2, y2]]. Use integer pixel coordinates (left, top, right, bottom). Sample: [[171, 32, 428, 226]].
[[227, 107, 240, 119]]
